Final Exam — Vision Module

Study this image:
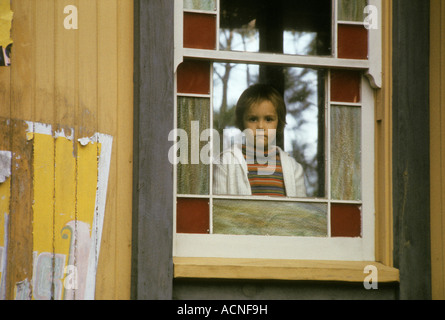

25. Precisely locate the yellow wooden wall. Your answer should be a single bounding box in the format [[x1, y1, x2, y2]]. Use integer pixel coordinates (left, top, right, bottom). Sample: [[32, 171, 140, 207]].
[[0, 0, 133, 299], [430, 0, 445, 301]]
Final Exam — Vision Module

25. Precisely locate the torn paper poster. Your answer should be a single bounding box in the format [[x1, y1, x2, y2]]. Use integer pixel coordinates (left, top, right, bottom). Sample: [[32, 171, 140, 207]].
[[0, 151, 11, 183]]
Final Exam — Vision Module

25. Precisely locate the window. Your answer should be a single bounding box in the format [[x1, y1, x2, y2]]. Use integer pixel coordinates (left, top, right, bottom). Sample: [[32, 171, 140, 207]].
[[172, 0, 380, 261]]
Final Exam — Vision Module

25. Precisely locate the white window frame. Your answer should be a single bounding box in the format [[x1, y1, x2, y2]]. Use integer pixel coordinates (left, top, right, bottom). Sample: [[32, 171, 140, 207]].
[[173, 0, 381, 261]]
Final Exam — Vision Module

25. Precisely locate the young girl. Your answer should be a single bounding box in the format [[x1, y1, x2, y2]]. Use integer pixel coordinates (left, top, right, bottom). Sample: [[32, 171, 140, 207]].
[[213, 84, 307, 197]]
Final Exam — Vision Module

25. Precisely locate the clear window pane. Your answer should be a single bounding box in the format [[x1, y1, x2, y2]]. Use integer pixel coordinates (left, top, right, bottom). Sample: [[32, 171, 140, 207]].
[[213, 62, 326, 197], [219, 0, 332, 56]]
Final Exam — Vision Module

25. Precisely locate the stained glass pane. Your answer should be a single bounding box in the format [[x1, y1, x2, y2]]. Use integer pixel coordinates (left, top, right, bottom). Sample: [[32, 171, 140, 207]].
[[184, 12, 217, 50], [338, 0, 367, 22], [330, 70, 361, 103], [177, 60, 211, 95], [331, 203, 361, 237], [213, 199, 327, 236], [177, 97, 210, 195], [183, 0, 216, 11], [177, 198, 210, 234], [338, 24, 368, 59], [330, 106, 361, 200]]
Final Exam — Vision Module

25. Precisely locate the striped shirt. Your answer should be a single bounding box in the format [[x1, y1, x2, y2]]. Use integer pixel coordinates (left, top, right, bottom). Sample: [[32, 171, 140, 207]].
[[242, 144, 286, 197]]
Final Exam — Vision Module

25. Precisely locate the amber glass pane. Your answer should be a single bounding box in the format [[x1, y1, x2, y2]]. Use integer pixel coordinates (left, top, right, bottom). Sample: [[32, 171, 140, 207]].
[[177, 60, 211, 94], [338, 0, 367, 22], [183, 0, 216, 11], [184, 12, 216, 49], [177, 198, 210, 234], [177, 97, 210, 195], [338, 24, 368, 60], [330, 105, 361, 201], [213, 199, 327, 236], [330, 204, 361, 237], [330, 70, 361, 103]]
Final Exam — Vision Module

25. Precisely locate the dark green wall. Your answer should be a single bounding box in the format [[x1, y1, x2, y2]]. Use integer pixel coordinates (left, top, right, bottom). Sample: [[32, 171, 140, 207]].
[[392, 0, 431, 300]]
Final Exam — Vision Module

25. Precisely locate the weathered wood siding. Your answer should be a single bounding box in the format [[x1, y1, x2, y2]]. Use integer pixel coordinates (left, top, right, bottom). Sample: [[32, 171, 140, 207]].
[[0, 0, 133, 299], [392, 0, 431, 300], [132, 0, 174, 300]]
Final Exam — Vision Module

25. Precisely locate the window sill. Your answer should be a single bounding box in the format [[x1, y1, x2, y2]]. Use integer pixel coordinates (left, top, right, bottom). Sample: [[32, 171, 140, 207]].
[[173, 257, 400, 283]]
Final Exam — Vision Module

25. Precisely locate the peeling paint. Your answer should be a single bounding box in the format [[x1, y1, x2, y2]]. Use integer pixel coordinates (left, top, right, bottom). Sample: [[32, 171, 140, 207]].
[[54, 128, 74, 141], [14, 278, 31, 300], [78, 137, 91, 146], [0, 151, 11, 183], [0, 119, 113, 300], [27, 121, 113, 300]]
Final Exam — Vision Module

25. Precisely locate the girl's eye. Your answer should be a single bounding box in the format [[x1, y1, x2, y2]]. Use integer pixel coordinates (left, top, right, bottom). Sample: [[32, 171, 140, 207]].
[[248, 117, 257, 122], [266, 117, 276, 122]]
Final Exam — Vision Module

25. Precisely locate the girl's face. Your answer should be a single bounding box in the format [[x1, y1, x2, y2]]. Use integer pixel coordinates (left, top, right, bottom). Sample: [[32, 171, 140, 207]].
[[243, 100, 279, 148]]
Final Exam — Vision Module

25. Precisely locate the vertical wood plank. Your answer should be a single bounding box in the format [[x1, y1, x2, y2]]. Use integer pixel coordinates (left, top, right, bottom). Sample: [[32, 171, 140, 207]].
[[75, 140, 98, 300], [54, 133, 76, 300], [114, 0, 133, 300], [6, 0, 35, 300], [77, 0, 97, 138], [0, 67, 10, 119], [55, 0, 77, 129], [6, 120, 34, 300], [10, 0, 34, 121], [31, 126, 55, 300], [34, 0, 55, 124], [95, 0, 118, 300], [0, 119, 11, 300], [441, 0, 445, 301], [392, 0, 431, 300], [430, 0, 445, 301], [32, 0, 56, 299], [134, 0, 174, 299], [54, 0, 78, 300], [374, 0, 393, 267]]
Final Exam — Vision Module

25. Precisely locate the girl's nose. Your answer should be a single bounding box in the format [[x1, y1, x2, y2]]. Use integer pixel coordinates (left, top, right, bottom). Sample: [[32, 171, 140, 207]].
[[257, 120, 264, 129]]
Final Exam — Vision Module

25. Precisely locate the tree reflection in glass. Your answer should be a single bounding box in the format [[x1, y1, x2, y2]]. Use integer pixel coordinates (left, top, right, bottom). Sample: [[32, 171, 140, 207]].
[[213, 63, 326, 197]]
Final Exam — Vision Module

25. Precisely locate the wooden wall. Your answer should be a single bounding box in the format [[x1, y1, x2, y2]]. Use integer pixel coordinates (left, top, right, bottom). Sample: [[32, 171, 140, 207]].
[[0, 0, 133, 299], [392, 0, 431, 300], [430, 0, 445, 301]]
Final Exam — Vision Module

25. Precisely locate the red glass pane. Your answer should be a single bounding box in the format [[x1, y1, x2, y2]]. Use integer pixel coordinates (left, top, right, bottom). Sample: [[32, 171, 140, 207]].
[[330, 204, 361, 237], [184, 12, 216, 50], [330, 70, 361, 103], [338, 24, 368, 60], [176, 198, 210, 234], [177, 60, 211, 94]]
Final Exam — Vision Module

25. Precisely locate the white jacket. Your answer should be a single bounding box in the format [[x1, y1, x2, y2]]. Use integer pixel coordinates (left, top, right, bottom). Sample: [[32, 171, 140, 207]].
[[213, 145, 307, 197]]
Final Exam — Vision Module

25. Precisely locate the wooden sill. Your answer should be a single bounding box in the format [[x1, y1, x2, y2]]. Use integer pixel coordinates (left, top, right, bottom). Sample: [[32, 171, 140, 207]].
[[173, 257, 400, 283]]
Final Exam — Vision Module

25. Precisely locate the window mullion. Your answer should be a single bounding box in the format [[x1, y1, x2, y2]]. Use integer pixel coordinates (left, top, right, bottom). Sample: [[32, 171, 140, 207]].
[[327, 70, 332, 238]]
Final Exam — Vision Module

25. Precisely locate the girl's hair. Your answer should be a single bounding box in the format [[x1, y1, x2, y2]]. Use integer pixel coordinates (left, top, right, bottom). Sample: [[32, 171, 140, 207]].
[[235, 83, 287, 147]]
